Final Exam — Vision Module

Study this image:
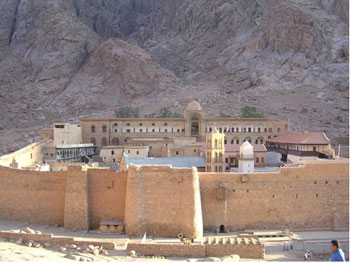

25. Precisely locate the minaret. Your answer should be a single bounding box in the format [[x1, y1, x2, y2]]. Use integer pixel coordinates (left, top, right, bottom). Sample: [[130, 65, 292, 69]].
[[205, 127, 225, 172], [238, 141, 254, 173]]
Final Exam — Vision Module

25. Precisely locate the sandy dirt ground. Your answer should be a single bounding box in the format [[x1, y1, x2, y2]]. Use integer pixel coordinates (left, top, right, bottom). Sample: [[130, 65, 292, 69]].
[[0, 219, 348, 262]]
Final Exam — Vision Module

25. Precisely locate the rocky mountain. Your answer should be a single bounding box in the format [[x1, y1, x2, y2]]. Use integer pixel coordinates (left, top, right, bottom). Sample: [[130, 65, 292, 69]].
[[0, 0, 348, 153]]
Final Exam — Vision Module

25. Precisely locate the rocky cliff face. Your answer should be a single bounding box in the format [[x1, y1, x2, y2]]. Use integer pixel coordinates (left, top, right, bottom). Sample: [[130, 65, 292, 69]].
[[0, 0, 348, 153]]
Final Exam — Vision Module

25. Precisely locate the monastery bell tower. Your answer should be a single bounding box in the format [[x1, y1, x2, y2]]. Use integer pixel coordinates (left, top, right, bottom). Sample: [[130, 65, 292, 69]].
[[205, 127, 225, 172]]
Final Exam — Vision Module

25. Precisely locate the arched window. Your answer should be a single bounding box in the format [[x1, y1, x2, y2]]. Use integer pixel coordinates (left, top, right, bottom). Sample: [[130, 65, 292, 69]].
[[101, 137, 107, 146], [90, 137, 96, 145], [91, 125, 95, 133], [111, 137, 119, 145], [102, 125, 107, 133]]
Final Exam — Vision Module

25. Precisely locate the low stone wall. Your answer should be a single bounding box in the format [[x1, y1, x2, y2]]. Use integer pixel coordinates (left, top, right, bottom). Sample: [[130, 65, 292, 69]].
[[202, 237, 264, 259], [0, 231, 117, 250], [127, 242, 205, 257], [127, 237, 265, 259]]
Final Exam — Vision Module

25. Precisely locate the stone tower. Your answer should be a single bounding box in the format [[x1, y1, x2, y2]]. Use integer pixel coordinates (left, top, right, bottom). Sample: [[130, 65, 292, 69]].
[[184, 101, 206, 142], [205, 127, 225, 172], [238, 141, 254, 173]]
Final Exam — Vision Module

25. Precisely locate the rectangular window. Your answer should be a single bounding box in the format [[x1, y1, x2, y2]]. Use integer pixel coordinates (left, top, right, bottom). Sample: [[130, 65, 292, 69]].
[[140, 129, 143, 132], [176, 151, 179, 155], [111, 151, 114, 155], [136, 151, 139, 155], [152, 129, 155, 132], [277, 128, 281, 132], [177, 129, 180, 132], [236, 128, 239, 132], [261, 157, 265, 163], [165, 129, 168, 132], [126, 129, 131, 133], [114, 123, 118, 126], [113, 158, 115, 163], [128, 150, 130, 153], [258, 128, 261, 132], [256, 157, 259, 163], [164, 123, 168, 126], [225, 158, 228, 163], [152, 123, 155, 126], [114, 129, 118, 132], [127, 123, 130, 126], [139, 123, 143, 126]]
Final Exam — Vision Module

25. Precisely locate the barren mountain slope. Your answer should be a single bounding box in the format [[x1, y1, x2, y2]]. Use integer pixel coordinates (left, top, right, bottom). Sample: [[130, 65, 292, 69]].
[[0, 0, 348, 153]]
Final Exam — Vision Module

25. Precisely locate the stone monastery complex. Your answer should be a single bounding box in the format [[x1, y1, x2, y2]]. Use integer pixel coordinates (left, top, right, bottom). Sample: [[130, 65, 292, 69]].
[[0, 101, 347, 259]]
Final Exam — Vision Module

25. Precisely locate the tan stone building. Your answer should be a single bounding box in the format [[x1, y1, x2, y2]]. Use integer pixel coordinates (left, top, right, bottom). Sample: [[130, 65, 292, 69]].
[[100, 145, 150, 163], [80, 101, 289, 156], [53, 123, 82, 146]]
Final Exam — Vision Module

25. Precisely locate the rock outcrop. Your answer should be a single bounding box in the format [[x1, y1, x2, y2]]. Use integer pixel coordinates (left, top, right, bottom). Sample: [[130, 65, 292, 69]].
[[0, 0, 348, 153]]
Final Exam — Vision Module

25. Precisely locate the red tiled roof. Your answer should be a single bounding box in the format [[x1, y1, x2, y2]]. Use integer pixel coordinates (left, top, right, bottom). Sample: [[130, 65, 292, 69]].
[[266, 132, 330, 145]]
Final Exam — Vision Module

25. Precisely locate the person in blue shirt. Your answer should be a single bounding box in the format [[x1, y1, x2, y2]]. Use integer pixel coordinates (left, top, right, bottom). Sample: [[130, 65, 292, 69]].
[[330, 240, 345, 261]]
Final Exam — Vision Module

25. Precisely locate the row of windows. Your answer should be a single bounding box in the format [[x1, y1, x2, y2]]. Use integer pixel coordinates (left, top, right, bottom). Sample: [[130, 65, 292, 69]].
[[91, 125, 282, 134], [207, 127, 278, 133], [223, 138, 265, 144], [124, 128, 184, 133], [91, 125, 184, 133], [124, 122, 169, 127]]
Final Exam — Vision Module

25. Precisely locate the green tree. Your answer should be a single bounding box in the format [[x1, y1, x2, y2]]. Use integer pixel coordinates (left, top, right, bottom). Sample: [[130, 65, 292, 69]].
[[219, 112, 232, 118], [115, 106, 140, 118], [144, 113, 156, 118], [158, 107, 183, 118], [240, 106, 265, 118], [159, 107, 173, 118]]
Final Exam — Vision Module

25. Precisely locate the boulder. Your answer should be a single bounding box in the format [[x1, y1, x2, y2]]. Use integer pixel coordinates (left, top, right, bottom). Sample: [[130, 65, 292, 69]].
[[128, 250, 136, 257], [24, 227, 36, 234]]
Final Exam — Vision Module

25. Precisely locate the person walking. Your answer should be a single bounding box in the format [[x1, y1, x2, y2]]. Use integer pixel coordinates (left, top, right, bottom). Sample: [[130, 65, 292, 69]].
[[330, 240, 345, 261]]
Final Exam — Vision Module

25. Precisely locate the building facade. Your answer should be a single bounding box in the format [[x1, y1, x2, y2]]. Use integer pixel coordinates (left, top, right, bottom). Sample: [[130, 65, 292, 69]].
[[80, 101, 289, 155], [266, 132, 335, 163]]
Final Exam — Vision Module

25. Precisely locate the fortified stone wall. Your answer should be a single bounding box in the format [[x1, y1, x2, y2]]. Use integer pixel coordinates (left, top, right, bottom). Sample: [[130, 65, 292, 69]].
[[124, 165, 203, 238], [0, 166, 67, 225], [199, 160, 349, 231], [0, 160, 348, 235], [0, 165, 127, 230], [63, 166, 89, 230], [88, 168, 127, 229]]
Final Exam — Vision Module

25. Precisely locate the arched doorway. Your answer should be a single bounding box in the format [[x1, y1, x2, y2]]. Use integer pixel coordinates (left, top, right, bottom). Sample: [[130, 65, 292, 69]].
[[219, 225, 226, 233], [191, 116, 199, 136], [111, 137, 120, 145]]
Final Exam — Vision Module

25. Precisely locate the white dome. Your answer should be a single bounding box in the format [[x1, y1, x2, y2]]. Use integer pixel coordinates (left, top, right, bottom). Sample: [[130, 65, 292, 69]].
[[186, 100, 202, 111], [240, 141, 253, 155]]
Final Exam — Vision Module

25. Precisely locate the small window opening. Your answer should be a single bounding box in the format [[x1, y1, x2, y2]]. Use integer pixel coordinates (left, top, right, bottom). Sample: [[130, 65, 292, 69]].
[[219, 225, 226, 233]]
